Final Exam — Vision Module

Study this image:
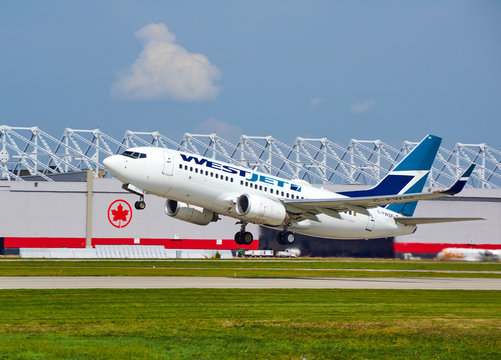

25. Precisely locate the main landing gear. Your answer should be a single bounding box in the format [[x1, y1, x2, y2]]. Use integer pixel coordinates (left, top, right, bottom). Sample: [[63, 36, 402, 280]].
[[277, 231, 295, 245], [234, 222, 253, 245], [277, 223, 296, 245]]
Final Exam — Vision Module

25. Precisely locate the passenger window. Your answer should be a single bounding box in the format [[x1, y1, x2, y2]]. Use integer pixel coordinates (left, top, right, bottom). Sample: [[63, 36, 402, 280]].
[[179, 164, 182, 169], [226, 176, 229, 181], [259, 185, 262, 191], [195, 168, 198, 173], [190, 167, 193, 172], [215, 174, 219, 179]]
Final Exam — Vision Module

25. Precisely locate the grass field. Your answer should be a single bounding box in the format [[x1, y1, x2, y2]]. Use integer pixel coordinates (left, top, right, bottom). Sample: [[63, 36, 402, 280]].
[[0, 259, 500, 278], [0, 289, 499, 359]]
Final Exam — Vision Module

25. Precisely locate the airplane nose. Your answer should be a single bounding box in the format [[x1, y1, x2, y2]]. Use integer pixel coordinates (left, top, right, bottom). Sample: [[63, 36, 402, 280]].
[[103, 155, 122, 176]]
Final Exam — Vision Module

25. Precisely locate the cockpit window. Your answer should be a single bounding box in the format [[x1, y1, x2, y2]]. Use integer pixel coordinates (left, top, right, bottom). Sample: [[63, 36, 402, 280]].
[[121, 151, 147, 159]]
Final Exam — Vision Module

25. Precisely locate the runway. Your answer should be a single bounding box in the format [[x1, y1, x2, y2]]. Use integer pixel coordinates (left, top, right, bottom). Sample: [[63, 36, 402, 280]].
[[0, 276, 500, 290]]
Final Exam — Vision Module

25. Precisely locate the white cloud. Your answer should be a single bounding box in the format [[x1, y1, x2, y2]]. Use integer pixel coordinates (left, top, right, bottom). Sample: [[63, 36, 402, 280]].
[[112, 23, 220, 102], [309, 97, 324, 108], [350, 98, 376, 114], [194, 117, 241, 140]]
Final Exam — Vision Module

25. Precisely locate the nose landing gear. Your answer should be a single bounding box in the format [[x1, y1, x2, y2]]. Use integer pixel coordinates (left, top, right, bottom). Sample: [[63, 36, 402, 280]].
[[122, 184, 146, 211], [134, 197, 146, 210]]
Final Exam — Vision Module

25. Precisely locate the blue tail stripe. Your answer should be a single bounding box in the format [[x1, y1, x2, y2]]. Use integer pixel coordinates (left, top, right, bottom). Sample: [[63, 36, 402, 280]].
[[385, 173, 430, 216]]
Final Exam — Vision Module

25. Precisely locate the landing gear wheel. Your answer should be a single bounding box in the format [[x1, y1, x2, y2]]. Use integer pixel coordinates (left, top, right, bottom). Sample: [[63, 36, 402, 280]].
[[242, 231, 253, 245], [234, 232, 242, 245], [135, 200, 146, 210], [277, 232, 285, 245], [283, 231, 295, 245], [277, 231, 295, 245], [235, 221, 252, 246], [234, 231, 253, 245]]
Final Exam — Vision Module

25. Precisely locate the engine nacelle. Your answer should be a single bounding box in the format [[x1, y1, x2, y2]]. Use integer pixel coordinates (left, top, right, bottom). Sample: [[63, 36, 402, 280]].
[[236, 193, 286, 226], [165, 200, 218, 226]]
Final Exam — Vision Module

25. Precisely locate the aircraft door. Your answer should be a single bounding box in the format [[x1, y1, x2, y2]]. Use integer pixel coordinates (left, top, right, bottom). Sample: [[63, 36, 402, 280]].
[[366, 214, 375, 231], [162, 151, 174, 176]]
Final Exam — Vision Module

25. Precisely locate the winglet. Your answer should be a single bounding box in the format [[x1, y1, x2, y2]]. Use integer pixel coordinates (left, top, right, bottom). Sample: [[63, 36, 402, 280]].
[[442, 164, 476, 195]]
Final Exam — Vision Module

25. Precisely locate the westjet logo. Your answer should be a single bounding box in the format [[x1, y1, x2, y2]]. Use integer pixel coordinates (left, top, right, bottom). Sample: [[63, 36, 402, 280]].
[[180, 154, 302, 192]]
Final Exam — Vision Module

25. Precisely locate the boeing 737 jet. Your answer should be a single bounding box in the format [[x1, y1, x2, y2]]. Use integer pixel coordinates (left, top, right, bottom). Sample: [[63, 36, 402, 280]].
[[103, 134, 481, 245]]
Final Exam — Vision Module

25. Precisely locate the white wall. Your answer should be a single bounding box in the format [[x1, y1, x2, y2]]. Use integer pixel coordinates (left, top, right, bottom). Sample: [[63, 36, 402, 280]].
[[0, 179, 259, 240], [0, 180, 499, 245]]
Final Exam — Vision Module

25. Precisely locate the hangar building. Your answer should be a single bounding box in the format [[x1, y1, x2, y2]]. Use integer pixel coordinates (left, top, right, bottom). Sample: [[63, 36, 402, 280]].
[[1, 126, 500, 258]]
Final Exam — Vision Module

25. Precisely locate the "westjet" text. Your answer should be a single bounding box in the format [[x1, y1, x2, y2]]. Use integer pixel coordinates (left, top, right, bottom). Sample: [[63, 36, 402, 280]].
[[180, 154, 302, 192]]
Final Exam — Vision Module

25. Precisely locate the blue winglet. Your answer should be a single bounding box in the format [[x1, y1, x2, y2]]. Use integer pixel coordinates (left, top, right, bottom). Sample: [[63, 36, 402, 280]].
[[442, 164, 476, 195]]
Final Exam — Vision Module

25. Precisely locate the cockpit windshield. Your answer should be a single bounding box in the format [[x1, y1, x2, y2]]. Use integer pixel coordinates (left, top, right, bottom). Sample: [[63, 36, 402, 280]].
[[121, 151, 147, 159]]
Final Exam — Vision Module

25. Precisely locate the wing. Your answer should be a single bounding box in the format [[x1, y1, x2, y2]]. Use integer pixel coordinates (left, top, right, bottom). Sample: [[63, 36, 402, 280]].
[[395, 217, 484, 225], [284, 164, 476, 220]]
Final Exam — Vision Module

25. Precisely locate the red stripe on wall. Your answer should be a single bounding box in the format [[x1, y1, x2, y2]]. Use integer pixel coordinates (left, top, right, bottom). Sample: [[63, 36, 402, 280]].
[[92, 238, 259, 250], [394, 242, 501, 254], [4, 237, 259, 250], [144, 238, 258, 250], [92, 238, 136, 246], [4, 237, 86, 248]]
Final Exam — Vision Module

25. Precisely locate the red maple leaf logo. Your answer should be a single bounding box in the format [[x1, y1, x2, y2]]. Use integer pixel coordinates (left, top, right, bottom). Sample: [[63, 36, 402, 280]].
[[111, 203, 129, 222], [108, 200, 133, 228]]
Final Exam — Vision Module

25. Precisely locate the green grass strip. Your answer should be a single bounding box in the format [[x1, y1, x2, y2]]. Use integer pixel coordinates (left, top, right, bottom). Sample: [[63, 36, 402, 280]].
[[0, 289, 499, 359], [0, 259, 499, 278]]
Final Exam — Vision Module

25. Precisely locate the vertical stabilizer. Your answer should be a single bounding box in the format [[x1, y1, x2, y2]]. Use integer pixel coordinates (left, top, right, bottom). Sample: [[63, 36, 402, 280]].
[[339, 134, 442, 216]]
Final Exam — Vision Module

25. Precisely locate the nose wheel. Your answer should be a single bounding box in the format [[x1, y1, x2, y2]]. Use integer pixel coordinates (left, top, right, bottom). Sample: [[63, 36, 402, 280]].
[[134, 196, 146, 210]]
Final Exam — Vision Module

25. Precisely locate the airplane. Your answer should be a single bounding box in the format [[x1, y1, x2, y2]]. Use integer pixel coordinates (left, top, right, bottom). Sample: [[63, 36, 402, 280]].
[[103, 134, 483, 245], [436, 248, 500, 262]]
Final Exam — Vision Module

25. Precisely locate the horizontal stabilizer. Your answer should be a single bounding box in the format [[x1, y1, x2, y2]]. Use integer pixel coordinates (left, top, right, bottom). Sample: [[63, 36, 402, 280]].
[[395, 217, 484, 225]]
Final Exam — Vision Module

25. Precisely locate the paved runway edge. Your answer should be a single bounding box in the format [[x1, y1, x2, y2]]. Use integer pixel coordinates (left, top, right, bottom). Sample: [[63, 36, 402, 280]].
[[0, 277, 500, 290]]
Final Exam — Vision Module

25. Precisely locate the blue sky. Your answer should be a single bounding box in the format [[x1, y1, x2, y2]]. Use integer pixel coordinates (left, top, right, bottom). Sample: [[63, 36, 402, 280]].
[[1, 1, 500, 148]]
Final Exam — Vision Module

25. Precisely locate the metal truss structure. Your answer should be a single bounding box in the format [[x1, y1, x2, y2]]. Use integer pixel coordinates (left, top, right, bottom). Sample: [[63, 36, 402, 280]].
[[1, 125, 500, 189]]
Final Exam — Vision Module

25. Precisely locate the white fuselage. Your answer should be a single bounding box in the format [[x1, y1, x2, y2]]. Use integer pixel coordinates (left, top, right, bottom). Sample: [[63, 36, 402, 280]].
[[104, 147, 417, 239]]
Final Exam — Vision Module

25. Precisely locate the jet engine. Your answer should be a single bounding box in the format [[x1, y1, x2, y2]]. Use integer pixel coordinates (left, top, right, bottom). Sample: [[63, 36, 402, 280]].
[[165, 200, 218, 226], [235, 193, 287, 226]]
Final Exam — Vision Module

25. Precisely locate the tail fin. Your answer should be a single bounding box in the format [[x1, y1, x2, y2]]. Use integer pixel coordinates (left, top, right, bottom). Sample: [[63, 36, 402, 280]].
[[339, 134, 442, 216]]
